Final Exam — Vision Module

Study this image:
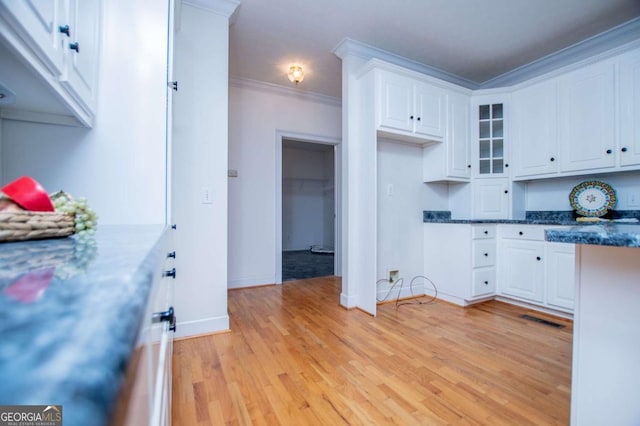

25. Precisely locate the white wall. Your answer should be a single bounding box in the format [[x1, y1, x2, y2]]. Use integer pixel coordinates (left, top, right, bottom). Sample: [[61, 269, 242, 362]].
[[526, 171, 640, 211], [1, 0, 168, 224], [171, 1, 236, 336], [228, 84, 341, 288], [377, 139, 426, 301], [282, 145, 334, 251]]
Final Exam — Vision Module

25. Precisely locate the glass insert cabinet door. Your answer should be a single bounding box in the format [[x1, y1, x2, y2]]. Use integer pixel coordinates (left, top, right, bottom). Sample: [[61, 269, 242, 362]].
[[478, 103, 505, 175]]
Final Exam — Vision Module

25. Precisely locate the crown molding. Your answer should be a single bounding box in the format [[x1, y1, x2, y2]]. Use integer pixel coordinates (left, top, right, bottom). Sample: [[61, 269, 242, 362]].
[[333, 38, 480, 90], [182, 0, 240, 22], [229, 77, 342, 107], [482, 17, 640, 88]]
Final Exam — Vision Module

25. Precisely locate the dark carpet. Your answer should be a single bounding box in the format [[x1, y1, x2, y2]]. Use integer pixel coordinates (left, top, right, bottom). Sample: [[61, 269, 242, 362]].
[[282, 250, 335, 281]]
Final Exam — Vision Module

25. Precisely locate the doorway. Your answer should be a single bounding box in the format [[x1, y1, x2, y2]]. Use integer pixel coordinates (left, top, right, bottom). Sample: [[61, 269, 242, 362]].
[[275, 132, 340, 283]]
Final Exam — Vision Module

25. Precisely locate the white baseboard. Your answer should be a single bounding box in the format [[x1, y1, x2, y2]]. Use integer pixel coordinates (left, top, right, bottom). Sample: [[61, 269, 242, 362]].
[[174, 315, 230, 338], [227, 275, 275, 289], [377, 283, 425, 303], [340, 292, 356, 308]]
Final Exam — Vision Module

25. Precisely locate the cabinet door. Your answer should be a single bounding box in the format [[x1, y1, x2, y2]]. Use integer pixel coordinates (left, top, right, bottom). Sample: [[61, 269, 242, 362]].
[[60, 0, 101, 113], [499, 240, 544, 302], [447, 92, 470, 178], [619, 51, 640, 167], [378, 71, 413, 132], [473, 178, 509, 219], [546, 243, 575, 310], [0, 0, 65, 75], [414, 82, 445, 138], [512, 80, 558, 176], [559, 62, 616, 172]]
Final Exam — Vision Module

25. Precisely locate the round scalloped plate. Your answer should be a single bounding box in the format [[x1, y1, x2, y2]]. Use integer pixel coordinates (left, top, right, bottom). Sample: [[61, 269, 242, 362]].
[[569, 180, 617, 217]]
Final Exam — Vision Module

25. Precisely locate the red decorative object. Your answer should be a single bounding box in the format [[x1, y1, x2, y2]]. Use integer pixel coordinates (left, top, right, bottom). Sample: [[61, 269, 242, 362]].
[[1, 176, 54, 212]]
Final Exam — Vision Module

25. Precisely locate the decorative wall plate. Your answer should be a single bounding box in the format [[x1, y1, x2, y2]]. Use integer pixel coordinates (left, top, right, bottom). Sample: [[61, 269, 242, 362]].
[[569, 180, 617, 217]]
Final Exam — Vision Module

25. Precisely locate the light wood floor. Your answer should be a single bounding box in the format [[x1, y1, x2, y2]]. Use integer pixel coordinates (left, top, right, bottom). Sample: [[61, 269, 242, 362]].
[[172, 277, 572, 425]]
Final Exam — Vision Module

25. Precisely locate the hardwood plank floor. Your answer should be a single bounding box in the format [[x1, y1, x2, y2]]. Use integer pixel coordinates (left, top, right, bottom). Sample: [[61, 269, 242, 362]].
[[172, 277, 572, 425]]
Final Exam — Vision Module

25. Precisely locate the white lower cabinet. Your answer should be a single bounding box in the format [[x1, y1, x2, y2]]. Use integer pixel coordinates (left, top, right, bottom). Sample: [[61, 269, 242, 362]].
[[424, 223, 575, 314], [424, 223, 496, 305], [497, 225, 575, 313], [499, 239, 545, 302], [546, 243, 576, 310]]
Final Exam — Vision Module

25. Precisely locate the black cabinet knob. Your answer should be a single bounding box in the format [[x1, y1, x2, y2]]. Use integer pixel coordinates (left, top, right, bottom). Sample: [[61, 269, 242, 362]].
[[58, 25, 70, 37], [484, 281, 489, 285], [167, 251, 176, 259], [536, 256, 541, 261], [519, 231, 523, 235], [505, 163, 509, 168], [467, 165, 471, 168], [163, 268, 176, 279], [171, 224, 177, 230], [606, 149, 612, 154], [69, 42, 79, 53], [417, 117, 421, 121], [484, 230, 488, 235], [550, 157, 555, 162], [504, 190, 509, 194], [484, 253, 489, 257], [410, 115, 414, 120], [622, 147, 628, 152]]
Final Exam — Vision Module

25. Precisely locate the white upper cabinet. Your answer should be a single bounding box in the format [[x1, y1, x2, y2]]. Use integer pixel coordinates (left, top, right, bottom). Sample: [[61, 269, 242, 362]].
[[472, 177, 510, 219], [558, 61, 616, 172], [377, 70, 446, 141], [423, 91, 470, 182], [0, 0, 102, 127], [512, 80, 559, 177], [0, 0, 65, 75], [619, 50, 640, 167], [471, 95, 509, 177], [60, 0, 101, 113]]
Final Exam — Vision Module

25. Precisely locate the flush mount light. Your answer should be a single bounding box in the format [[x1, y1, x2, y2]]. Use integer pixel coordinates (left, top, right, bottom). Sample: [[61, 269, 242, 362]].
[[288, 65, 304, 84]]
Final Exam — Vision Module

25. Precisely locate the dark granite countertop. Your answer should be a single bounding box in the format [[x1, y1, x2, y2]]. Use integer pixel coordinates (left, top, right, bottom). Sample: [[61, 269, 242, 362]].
[[423, 210, 640, 226], [0, 225, 170, 426], [545, 224, 640, 247]]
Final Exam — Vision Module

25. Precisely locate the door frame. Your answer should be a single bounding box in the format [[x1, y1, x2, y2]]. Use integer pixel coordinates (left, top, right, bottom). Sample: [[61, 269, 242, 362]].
[[275, 130, 341, 284]]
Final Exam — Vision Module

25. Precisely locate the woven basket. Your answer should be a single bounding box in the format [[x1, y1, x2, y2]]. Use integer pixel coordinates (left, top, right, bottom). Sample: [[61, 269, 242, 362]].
[[0, 211, 75, 242]]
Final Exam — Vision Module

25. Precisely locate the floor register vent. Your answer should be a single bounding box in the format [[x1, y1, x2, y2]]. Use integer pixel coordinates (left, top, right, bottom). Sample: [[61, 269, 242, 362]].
[[520, 314, 565, 329]]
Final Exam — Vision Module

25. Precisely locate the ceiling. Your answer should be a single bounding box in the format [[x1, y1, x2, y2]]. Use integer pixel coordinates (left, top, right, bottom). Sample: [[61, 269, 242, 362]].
[[228, 0, 640, 98]]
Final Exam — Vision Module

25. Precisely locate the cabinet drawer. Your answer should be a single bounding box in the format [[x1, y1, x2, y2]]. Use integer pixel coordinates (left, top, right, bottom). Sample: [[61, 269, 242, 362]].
[[472, 241, 495, 267], [472, 225, 496, 239], [500, 225, 545, 241], [472, 268, 496, 296]]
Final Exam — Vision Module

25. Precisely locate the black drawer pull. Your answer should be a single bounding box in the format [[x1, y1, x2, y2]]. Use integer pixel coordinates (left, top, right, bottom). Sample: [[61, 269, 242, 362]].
[[606, 149, 612, 154], [163, 268, 176, 279], [69, 42, 79, 53], [536, 256, 541, 261], [484, 281, 489, 285], [152, 306, 174, 324], [484, 230, 488, 235], [519, 231, 524, 236], [484, 253, 489, 257], [550, 157, 555, 162], [621, 147, 628, 152], [167, 251, 176, 259]]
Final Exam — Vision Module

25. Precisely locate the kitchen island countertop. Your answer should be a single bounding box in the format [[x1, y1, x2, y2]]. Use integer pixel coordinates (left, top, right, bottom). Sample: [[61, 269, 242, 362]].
[[0, 225, 170, 426], [544, 223, 640, 247]]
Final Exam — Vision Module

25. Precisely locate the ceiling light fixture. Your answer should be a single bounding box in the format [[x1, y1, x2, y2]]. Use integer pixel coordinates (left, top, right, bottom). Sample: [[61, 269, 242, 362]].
[[288, 65, 304, 84]]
